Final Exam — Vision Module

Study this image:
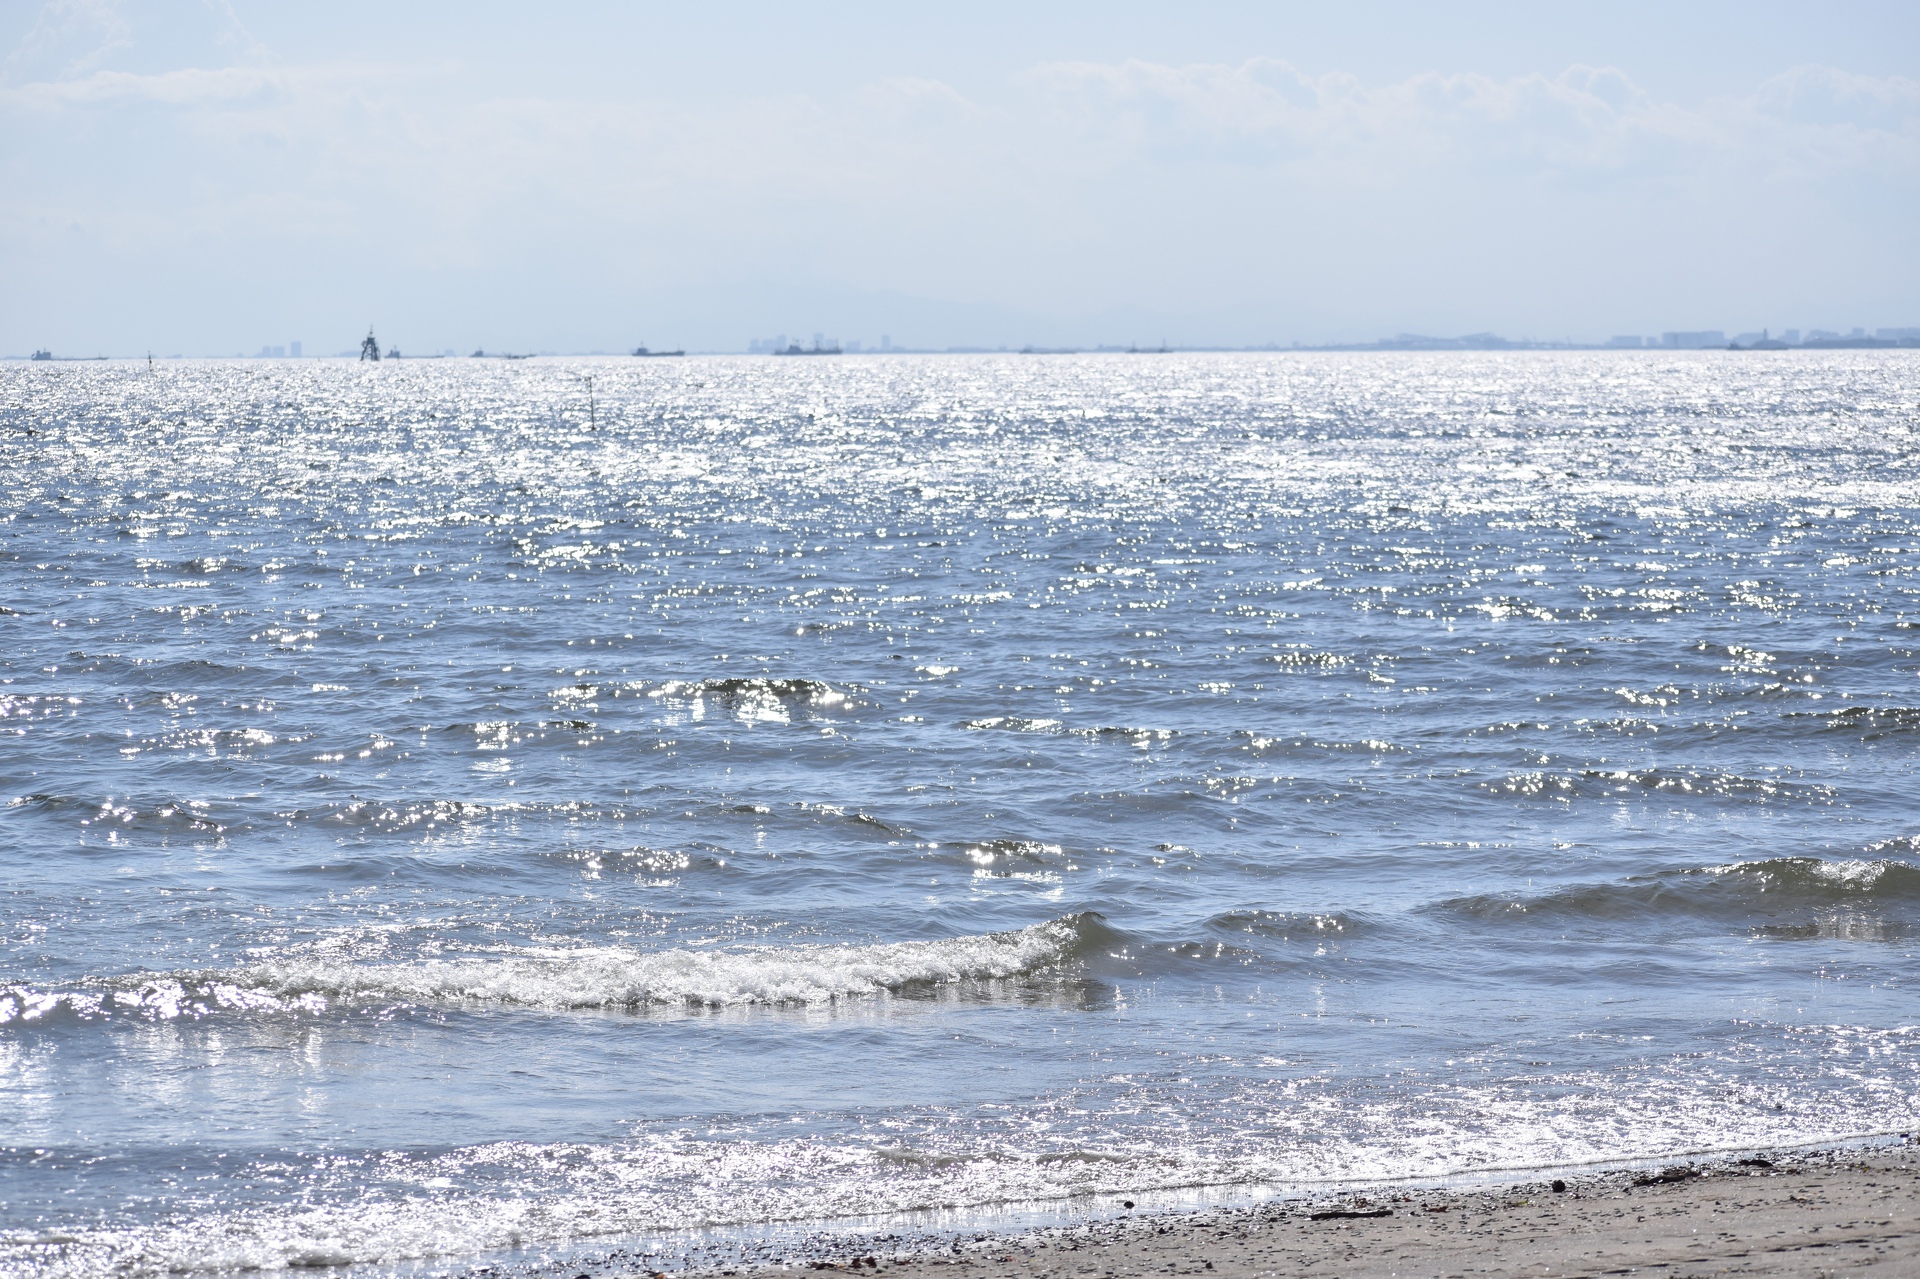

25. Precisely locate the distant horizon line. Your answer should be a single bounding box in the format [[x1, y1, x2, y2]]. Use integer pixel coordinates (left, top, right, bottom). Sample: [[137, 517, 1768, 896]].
[[13, 332, 1920, 363]]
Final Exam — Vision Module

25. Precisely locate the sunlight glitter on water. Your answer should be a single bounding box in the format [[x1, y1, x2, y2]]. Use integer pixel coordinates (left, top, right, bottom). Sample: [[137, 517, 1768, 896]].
[[1, 351, 1917, 1276]]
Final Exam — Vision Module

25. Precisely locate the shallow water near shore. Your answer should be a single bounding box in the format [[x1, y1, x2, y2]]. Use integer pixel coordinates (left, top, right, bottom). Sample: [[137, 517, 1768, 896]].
[[2, 350, 1918, 1277], [419, 1132, 1919, 1278]]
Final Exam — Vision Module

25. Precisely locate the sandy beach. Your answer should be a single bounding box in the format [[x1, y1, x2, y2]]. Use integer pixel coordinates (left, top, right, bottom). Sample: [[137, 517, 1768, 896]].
[[890, 1147, 1916, 1279], [609, 1142, 1916, 1279]]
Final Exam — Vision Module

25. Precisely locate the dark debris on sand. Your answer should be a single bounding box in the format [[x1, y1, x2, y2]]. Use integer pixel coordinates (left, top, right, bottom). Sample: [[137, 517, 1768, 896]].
[[461, 1138, 1916, 1279]]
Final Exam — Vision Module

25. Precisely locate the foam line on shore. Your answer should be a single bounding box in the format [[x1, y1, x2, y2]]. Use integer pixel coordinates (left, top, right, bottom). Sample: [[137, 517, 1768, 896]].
[[471, 1137, 1920, 1279]]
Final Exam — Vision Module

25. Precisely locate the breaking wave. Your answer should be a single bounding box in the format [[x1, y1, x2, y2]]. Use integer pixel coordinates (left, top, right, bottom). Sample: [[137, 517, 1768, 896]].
[[648, 676, 849, 706], [639, 677, 853, 724], [0, 915, 1101, 1025]]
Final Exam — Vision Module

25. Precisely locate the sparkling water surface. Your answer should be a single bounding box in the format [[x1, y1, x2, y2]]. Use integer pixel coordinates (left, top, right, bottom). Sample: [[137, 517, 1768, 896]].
[[2, 352, 1917, 1276]]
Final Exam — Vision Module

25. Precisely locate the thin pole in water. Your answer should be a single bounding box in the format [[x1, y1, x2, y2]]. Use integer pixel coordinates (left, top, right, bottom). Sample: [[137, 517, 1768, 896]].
[[562, 371, 596, 429]]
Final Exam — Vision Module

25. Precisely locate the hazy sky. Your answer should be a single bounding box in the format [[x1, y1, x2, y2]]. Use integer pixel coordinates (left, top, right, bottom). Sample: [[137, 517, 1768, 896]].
[[5, 0, 1918, 354]]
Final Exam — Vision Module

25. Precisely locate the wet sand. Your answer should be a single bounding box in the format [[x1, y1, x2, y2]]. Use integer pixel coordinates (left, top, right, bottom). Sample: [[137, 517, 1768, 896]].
[[884, 1149, 1915, 1279], [658, 1143, 1916, 1279], [495, 1143, 1917, 1278]]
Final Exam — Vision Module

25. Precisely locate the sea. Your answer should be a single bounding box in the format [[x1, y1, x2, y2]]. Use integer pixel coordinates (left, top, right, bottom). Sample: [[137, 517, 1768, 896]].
[[1, 351, 1917, 1277]]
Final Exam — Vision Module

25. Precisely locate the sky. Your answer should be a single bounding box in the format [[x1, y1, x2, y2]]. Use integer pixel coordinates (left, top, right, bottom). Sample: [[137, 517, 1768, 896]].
[[4, 0, 1918, 355]]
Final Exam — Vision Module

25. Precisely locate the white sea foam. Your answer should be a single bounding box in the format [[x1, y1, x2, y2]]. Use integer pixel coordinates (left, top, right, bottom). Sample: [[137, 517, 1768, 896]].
[[241, 919, 1081, 1010], [0, 917, 1090, 1023]]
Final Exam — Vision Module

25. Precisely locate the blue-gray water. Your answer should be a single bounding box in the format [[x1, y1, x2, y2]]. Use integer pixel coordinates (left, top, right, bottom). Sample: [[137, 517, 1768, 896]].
[[2, 352, 1917, 1277]]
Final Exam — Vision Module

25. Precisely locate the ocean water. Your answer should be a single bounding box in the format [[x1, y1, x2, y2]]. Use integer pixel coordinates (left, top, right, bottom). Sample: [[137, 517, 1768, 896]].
[[2, 351, 1917, 1277]]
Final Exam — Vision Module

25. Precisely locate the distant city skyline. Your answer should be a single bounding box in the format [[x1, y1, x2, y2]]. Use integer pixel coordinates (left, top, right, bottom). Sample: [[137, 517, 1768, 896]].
[[17, 318, 1920, 364], [17, 320, 1920, 361]]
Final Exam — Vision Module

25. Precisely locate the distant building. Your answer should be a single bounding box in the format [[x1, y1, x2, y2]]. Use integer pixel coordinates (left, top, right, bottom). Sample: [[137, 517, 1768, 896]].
[[1661, 331, 1726, 349], [1782, 330, 1801, 344], [1605, 336, 1644, 348], [880, 334, 893, 352], [1877, 327, 1920, 340], [1802, 332, 1899, 349], [290, 341, 302, 358], [747, 334, 789, 354], [1732, 332, 1768, 347], [1806, 330, 1839, 341], [1370, 333, 1516, 350]]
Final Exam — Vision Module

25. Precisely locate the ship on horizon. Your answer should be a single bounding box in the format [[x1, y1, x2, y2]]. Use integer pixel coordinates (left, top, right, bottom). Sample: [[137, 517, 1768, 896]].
[[632, 346, 685, 357]]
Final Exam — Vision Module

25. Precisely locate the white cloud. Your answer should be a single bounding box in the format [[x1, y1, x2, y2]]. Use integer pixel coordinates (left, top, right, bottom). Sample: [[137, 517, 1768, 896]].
[[1017, 56, 1918, 185], [9, 63, 298, 107], [1753, 64, 1920, 127], [0, 0, 132, 86], [1, 34, 1915, 349]]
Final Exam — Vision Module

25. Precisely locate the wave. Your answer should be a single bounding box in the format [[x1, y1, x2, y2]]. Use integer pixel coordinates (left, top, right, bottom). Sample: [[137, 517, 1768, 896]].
[[1752, 917, 1909, 941], [247, 796, 647, 834], [1782, 704, 1920, 740], [641, 676, 853, 724], [1435, 858, 1920, 929], [5, 792, 229, 834], [1204, 909, 1368, 942], [954, 838, 1067, 877], [962, 717, 1176, 745], [0, 915, 1103, 1025], [649, 676, 848, 705], [964, 715, 1065, 733], [1235, 732, 1403, 755], [1267, 649, 1352, 669], [1486, 768, 1835, 804]]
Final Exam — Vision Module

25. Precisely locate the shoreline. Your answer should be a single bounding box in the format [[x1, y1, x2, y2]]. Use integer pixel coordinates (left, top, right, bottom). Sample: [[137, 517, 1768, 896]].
[[477, 1138, 1917, 1279]]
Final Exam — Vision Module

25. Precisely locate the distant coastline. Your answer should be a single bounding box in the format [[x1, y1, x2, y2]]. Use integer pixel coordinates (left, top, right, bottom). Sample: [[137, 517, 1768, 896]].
[[9, 328, 1919, 361]]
